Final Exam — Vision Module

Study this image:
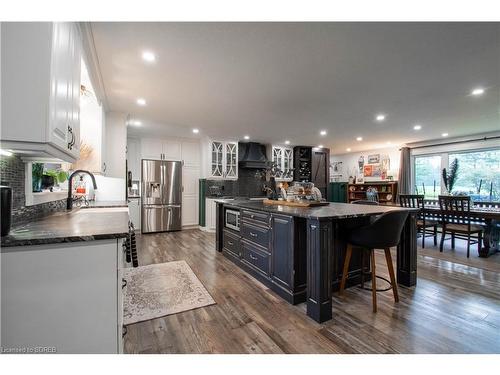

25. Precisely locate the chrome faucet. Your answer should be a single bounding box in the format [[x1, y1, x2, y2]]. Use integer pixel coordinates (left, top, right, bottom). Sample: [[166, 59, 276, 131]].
[[67, 170, 98, 210]]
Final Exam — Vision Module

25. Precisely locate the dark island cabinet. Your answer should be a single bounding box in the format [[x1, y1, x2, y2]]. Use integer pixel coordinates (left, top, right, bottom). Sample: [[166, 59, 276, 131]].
[[269, 213, 307, 304], [223, 229, 242, 259], [220, 207, 308, 305], [270, 214, 294, 290]]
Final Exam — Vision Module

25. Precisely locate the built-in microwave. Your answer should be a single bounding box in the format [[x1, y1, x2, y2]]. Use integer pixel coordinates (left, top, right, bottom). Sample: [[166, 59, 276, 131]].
[[225, 208, 240, 231]]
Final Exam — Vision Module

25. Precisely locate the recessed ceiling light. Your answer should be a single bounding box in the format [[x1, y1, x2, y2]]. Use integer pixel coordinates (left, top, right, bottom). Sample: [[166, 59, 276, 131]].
[[284, 140, 290, 145], [471, 87, 485, 96], [244, 135, 250, 140], [136, 98, 146, 106], [356, 137, 363, 141], [413, 124, 422, 130], [320, 130, 327, 136], [142, 51, 156, 62], [131, 120, 142, 126], [442, 133, 449, 137], [192, 128, 199, 134], [318, 145, 324, 148], [346, 148, 351, 152], [386, 141, 392, 145], [375, 114, 386, 122]]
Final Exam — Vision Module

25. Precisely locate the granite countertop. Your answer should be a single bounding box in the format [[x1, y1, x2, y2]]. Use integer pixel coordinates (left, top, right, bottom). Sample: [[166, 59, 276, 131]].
[[216, 199, 417, 219], [1, 205, 130, 249]]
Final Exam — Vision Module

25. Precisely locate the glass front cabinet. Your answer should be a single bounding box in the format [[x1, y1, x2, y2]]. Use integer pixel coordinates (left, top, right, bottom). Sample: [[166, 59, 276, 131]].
[[271, 145, 294, 181], [209, 140, 238, 179]]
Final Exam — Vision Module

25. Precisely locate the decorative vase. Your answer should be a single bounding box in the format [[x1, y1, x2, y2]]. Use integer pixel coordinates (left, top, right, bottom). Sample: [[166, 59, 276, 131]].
[[32, 178, 42, 192]]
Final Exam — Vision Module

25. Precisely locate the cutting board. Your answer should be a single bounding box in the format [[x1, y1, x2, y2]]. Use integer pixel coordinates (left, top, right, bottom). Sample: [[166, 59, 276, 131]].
[[263, 199, 329, 207]]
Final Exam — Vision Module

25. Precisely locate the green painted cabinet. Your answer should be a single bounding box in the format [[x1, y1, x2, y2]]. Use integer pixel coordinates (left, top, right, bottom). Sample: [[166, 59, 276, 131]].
[[328, 182, 348, 203]]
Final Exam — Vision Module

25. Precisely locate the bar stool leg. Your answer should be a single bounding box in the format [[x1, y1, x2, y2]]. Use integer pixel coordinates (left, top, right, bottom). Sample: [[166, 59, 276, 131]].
[[360, 249, 365, 289], [370, 249, 377, 313], [339, 244, 352, 296], [384, 248, 399, 303], [421, 226, 425, 248]]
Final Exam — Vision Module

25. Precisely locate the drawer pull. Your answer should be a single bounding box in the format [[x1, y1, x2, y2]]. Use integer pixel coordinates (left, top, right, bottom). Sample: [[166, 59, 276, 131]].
[[228, 241, 234, 245], [250, 232, 257, 237], [249, 254, 258, 260], [251, 214, 255, 219]]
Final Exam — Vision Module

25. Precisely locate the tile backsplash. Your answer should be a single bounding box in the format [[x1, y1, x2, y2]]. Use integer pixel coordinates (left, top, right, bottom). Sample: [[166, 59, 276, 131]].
[[0, 154, 66, 226], [203, 168, 267, 198]]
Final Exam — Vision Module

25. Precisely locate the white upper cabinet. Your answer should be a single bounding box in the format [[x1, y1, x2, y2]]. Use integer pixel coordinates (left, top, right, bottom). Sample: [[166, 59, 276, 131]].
[[181, 141, 201, 167], [163, 141, 181, 161], [140, 138, 183, 161], [126, 138, 141, 180], [140, 138, 164, 160], [1, 22, 82, 162], [269, 145, 294, 181], [209, 140, 238, 180]]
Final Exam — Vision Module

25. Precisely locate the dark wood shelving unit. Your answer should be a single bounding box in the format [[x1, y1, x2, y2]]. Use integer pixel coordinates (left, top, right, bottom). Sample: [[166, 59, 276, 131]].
[[293, 146, 330, 198], [347, 181, 398, 204], [293, 146, 312, 182]]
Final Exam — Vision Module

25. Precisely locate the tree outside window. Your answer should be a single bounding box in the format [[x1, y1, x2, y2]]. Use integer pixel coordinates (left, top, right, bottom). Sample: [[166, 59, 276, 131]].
[[450, 149, 500, 202]]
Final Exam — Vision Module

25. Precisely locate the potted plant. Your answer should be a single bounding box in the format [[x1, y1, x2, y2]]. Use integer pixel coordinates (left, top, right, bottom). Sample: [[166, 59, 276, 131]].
[[42, 169, 69, 191], [32, 163, 44, 192], [442, 158, 459, 195]]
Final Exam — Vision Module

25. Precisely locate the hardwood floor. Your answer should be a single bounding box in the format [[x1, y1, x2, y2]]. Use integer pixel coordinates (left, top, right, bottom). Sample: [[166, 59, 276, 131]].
[[124, 229, 500, 354]]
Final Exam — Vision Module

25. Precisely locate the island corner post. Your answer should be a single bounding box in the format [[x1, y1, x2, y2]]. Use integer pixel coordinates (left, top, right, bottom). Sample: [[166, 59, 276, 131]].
[[305, 211, 418, 323]]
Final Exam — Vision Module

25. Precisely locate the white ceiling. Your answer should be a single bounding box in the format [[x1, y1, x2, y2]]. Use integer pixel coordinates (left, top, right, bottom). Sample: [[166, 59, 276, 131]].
[[90, 22, 500, 154]]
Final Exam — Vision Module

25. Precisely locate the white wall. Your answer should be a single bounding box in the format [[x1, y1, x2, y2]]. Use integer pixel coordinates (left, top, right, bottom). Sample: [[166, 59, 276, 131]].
[[94, 175, 126, 201], [74, 59, 104, 173], [330, 146, 401, 182], [104, 112, 127, 179]]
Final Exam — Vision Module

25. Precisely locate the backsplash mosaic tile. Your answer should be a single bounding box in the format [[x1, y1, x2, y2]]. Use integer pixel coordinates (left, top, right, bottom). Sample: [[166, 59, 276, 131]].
[[0, 155, 66, 226]]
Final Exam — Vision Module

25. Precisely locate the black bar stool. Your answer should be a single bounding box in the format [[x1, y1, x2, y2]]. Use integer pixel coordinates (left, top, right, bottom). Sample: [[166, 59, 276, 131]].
[[339, 210, 409, 312]]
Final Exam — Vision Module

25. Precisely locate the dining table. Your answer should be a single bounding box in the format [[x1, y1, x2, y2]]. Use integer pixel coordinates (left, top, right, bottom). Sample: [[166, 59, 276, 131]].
[[421, 201, 500, 258]]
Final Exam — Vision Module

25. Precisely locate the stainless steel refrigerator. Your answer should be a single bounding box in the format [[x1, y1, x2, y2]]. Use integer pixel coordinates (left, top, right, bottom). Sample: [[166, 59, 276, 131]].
[[141, 159, 182, 233]]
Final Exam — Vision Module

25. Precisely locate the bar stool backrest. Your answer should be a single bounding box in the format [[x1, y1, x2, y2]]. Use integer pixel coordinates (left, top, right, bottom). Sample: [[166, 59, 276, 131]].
[[349, 210, 410, 248]]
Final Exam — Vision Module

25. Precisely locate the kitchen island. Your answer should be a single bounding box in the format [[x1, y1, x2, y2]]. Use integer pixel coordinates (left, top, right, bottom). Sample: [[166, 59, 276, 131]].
[[215, 199, 417, 323]]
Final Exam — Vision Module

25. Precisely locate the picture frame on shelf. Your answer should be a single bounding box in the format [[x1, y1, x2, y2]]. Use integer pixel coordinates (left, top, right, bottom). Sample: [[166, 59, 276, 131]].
[[363, 165, 373, 177], [368, 154, 380, 164], [372, 165, 382, 177]]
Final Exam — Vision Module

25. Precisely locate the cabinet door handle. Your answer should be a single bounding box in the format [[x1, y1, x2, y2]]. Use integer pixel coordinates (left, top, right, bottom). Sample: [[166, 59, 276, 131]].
[[122, 325, 128, 338], [250, 214, 255, 219], [228, 241, 234, 245], [250, 232, 257, 237], [67, 125, 74, 150], [249, 254, 258, 260], [122, 278, 127, 289], [103, 162, 107, 173]]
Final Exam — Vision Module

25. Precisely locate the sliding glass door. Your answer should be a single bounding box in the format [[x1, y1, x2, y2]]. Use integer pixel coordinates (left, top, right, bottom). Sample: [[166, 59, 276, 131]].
[[414, 155, 442, 199]]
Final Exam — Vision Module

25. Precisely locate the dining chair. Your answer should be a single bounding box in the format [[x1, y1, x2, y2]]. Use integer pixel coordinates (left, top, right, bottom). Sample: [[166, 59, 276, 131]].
[[399, 194, 439, 248], [438, 195, 483, 258], [339, 210, 409, 312]]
